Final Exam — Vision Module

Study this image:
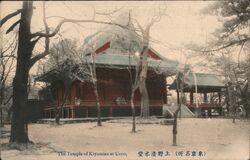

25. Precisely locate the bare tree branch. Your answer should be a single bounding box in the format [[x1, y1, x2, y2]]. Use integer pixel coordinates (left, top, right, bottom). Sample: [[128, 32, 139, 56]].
[[29, 13, 131, 66], [6, 20, 20, 34], [46, 16, 66, 20], [0, 33, 18, 57], [0, 55, 16, 58], [194, 37, 250, 53], [2, 56, 15, 86], [30, 19, 129, 39], [0, 9, 22, 27], [29, 2, 50, 68]]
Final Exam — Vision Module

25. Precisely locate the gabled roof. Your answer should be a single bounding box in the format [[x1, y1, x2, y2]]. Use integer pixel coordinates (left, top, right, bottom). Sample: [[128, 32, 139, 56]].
[[169, 72, 225, 92], [183, 73, 224, 87], [84, 12, 167, 61]]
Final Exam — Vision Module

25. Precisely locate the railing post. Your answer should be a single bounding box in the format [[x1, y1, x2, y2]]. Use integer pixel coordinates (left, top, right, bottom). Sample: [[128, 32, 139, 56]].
[[71, 108, 75, 118], [218, 91, 221, 106]]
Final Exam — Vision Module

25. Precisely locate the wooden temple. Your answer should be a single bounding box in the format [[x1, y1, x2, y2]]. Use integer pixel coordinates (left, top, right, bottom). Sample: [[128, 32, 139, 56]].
[[169, 72, 225, 117], [36, 22, 178, 118]]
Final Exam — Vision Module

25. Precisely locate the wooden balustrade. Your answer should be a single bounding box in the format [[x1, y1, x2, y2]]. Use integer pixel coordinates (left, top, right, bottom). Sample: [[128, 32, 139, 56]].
[[44, 99, 163, 109], [186, 102, 221, 108]]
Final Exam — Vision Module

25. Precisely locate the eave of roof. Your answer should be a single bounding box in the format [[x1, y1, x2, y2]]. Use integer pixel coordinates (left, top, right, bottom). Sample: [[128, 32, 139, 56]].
[[35, 54, 178, 83], [169, 72, 225, 91]]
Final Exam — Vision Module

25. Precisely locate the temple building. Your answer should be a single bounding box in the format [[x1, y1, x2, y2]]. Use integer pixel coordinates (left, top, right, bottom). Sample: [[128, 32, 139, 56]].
[[35, 15, 179, 118]]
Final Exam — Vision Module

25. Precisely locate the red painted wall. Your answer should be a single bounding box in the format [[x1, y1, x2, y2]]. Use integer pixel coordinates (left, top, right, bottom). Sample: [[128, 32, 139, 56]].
[[54, 69, 167, 108]]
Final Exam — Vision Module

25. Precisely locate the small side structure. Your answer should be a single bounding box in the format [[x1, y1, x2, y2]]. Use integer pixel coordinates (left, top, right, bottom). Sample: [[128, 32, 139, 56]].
[[169, 72, 225, 117]]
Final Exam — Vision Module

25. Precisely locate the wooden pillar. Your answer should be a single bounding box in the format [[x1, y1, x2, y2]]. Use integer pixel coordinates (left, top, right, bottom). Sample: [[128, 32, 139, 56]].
[[62, 106, 65, 118], [49, 110, 52, 119], [71, 108, 75, 118], [109, 107, 113, 117], [218, 91, 221, 106], [67, 108, 70, 118], [86, 107, 88, 118], [190, 91, 194, 104], [204, 92, 208, 103]]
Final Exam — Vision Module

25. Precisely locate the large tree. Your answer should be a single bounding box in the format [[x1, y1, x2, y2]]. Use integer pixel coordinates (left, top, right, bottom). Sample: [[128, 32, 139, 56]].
[[201, 0, 250, 118], [7, 2, 37, 143], [202, 0, 250, 50], [135, 6, 167, 118], [1, 1, 125, 143]]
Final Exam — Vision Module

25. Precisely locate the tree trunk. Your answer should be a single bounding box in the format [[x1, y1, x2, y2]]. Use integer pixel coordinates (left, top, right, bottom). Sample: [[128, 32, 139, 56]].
[[93, 80, 101, 126], [55, 80, 71, 124], [0, 86, 4, 127], [90, 53, 101, 126], [130, 91, 136, 133], [232, 105, 237, 123], [139, 46, 149, 118], [178, 102, 182, 119], [139, 80, 149, 118], [172, 74, 183, 146], [55, 91, 67, 125], [10, 1, 33, 143], [172, 113, 178, 146], [225, 86, 230, 116], [227, 84, 238, 123]]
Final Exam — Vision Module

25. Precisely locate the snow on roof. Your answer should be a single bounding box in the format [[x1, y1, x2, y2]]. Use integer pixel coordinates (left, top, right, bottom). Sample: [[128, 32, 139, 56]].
[[84, 12, 143, 55], [36, 53, 178, 82], [85, 53, 178, 73], [84, 12, 175, 63], [169, 72, 225, 90], [184, 73, 224, 87]]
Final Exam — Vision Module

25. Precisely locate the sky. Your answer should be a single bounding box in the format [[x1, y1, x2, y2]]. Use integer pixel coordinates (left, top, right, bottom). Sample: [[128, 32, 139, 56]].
[[1, 1, 222, 74]]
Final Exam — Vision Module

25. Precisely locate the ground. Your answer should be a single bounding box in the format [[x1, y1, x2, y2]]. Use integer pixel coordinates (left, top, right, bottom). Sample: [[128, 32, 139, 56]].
[[1, 118, 249, 160]]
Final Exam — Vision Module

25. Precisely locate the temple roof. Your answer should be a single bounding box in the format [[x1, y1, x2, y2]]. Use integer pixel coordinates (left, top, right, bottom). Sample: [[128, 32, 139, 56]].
[[86, 53, 178, 72], [83, 12, 166, 60], [84, 12, 141, 53], [35, 53, 178, 82], [169, 72, 225, 92]]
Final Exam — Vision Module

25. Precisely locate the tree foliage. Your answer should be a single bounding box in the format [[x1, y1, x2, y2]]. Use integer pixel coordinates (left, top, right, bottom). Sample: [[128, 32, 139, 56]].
[[46, 38, 79, 70], [203, 0, 250, 50]]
